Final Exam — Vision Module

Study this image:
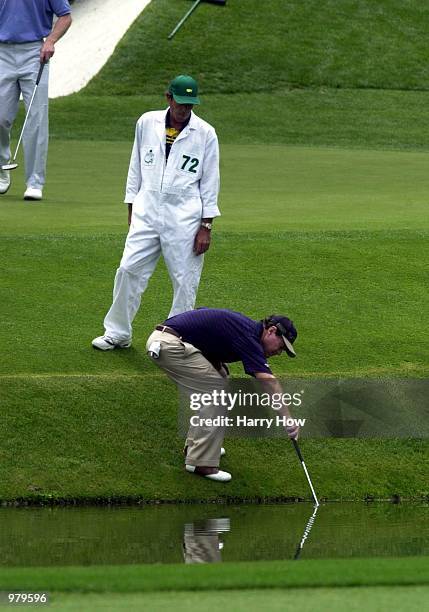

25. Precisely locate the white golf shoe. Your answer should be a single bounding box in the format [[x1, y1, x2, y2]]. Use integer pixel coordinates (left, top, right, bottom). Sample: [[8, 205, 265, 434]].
[[185, 465, 232, 482], [0, 170, 10, 194], [92, 335, 131, 350], [24, 187, 43, 201]]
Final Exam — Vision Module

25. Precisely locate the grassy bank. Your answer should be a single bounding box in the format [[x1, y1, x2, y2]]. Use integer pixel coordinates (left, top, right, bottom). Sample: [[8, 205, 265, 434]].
[[0, 375, 428, 502], [85, 0, 429, 95], [42, 0, 429, 157]]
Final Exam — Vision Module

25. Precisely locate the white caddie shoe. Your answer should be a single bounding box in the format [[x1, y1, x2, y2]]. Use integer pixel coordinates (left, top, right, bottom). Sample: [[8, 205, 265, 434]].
[[24, 187, 43, 201], [0, 170, 11, 194], [185, 465, 232, 482], [92, 335, 131, 350]]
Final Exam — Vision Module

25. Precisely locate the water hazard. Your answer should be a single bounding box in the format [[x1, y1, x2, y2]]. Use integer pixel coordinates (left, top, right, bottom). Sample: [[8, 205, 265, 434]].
[[1, 502, 427, 566]]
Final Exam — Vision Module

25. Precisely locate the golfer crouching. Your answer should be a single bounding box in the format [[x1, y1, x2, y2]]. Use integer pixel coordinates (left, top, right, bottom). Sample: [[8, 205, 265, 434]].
[[146, 307, 299, 482]]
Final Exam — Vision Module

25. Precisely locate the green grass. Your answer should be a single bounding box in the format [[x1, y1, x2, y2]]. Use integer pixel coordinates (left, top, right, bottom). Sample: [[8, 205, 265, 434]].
[[2, 142, 428, 382], [46, 89, 429, 151], [3, 142, 429, 233], [0, 141, 428, 502], [0, 371, 428, 500], [41, 0, 429, 157], [46, 0, 429, 162], [0, 557, 428, 591], [28, 0, 429, 155], [0, 228, 427, 375], [84, 0, 429, 96], [3, 557, 429, 610], [42, 586, 429, 612]]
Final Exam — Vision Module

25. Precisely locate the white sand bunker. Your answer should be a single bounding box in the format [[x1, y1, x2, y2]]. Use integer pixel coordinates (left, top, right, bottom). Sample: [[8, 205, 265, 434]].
[[49, 0, 152, 98]]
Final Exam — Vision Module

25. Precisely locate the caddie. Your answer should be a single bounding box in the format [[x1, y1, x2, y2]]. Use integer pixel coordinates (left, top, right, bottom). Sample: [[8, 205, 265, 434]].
[[93, 75, 220, 351], [146, 308, 299, 482]]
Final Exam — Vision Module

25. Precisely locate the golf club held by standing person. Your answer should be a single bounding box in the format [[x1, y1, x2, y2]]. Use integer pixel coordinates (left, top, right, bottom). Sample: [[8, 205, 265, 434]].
[[0, 0, 72, 201]]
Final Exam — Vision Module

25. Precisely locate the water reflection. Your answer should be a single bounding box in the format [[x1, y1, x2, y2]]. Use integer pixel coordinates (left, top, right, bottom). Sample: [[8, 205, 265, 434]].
[[0, 502, 427, 567], [183, 505, 320, 564], [294, 504, 319, 560], [183, 518, 230, 564]]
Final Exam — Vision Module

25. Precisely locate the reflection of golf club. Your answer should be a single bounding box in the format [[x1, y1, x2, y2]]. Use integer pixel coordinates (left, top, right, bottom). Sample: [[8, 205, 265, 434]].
[[291, 438, 319, 506], [294, 503, 319, 560], [1, 62, 46, 172]]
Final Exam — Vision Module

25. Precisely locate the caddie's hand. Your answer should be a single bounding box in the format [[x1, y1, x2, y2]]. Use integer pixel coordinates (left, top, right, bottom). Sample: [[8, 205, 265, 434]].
[[40, 40, 55, 63], [286, 424, 300, 440], [193, 227, 211, 256]]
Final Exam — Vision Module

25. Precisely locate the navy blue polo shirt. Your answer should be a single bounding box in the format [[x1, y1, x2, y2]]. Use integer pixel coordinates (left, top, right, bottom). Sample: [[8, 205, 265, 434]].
[[164, 308, 272, 376]]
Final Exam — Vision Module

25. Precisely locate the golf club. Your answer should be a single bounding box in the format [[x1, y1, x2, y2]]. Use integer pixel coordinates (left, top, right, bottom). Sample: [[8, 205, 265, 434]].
[[1, 61, 46, 172], [168, 0, 226, 40], [291, 438, 319, 506], [293, 503, 319, 560]]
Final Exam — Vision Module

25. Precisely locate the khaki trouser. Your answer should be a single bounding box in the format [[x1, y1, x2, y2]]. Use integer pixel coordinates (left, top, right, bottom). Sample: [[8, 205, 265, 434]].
[[146, 329, 226, 467]]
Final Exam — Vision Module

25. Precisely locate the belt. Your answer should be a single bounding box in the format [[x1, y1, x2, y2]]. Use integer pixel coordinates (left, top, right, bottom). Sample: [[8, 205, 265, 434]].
[[155, 325, 182, 339], [0, 40, 43, 45]]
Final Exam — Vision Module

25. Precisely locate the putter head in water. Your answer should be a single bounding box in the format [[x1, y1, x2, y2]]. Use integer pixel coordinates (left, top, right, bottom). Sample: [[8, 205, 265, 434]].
[[1, 163, 18, 171]]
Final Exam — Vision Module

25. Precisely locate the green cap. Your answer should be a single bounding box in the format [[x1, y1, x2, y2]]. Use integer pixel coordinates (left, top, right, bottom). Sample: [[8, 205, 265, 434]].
[[168, 75, 200, 105]]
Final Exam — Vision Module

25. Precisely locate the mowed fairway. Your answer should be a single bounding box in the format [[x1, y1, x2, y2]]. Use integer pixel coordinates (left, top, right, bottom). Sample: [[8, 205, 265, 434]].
[[0, 140, 427, 501], [44, 586, 429, 612], [0, 557, 428, 611]]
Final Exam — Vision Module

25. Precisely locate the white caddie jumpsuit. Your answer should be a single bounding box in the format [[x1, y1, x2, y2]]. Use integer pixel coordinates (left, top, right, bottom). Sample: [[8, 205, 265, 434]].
[[103, 109, 220, 342]]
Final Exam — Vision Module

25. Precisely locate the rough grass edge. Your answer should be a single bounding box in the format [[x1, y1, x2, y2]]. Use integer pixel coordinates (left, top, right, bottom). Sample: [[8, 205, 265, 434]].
[[1, 494, 428, 507]]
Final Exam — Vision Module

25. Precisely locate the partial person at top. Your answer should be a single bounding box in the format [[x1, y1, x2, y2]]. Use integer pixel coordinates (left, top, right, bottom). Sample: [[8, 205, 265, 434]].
[[0, 0, 72, 201]]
